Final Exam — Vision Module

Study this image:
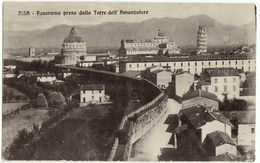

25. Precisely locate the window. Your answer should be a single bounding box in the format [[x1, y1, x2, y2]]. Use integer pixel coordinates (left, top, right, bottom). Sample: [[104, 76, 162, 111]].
[[202, 62, 204, 66], [92, 90, 94, 94], [222, 61, 224, 65], [92, 96, 94, 99], [145, 63, 147, 67], [152, 63, 154, 66], [99, 97, 102, 102], [224, 78, 227, 83], [188, 68, 190, 72], [235, 61, 238, 65], [215, 86, 218, 92], [195, 62, 197, 66], [224, 85, 227, 92], [215, 61, 217, 65], [188, 62, 190, 66], [233, 85, 236, 91], [229, 61, 231, 65], [99, 90, 102, 93], [251, 128, 255, 133], [233, 78, 236, 82], [205, 86, 208, 92], [249, 60, 251, 64], [208, 62, 211, 66], [83, 97, 86, 103], [215, 78, 218, 83], [83, 90, 85, 94], [129, 64, 132, 68], [174, 63, 176, 66], [181, 62, 183, 66], [137, 64, 139, 67]]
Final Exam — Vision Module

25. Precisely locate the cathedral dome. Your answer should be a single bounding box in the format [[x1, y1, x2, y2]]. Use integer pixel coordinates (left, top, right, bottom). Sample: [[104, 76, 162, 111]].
[[63, 27, 84, 43]]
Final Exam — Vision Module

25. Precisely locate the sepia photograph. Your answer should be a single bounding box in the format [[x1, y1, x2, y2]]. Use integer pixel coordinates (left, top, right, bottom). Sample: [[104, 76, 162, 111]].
[[2, 2, 256, 161]]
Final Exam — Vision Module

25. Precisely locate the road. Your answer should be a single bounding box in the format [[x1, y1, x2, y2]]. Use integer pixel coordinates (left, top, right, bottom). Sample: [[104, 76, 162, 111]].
[[129, 98, 181, 161]]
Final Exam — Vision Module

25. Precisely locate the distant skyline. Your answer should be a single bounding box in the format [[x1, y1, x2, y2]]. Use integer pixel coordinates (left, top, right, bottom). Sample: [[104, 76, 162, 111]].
[[3, 2, 255, 31]]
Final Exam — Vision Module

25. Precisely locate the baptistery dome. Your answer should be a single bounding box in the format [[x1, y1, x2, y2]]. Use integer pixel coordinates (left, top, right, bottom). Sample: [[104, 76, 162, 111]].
[[63, 26, 84, 43]]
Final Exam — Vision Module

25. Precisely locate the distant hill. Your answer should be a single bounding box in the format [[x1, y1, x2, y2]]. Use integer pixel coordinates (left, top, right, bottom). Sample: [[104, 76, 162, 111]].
[[3, 15, 256, 49]]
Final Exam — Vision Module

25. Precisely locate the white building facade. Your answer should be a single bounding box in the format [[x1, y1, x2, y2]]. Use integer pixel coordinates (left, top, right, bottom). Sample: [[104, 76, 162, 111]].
[[119, 57, 256, 75], [80, 84, 107, 106]]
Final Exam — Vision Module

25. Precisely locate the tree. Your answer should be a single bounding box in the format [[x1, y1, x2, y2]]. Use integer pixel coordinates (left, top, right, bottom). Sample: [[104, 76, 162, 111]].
[[34, 93, 48, 108], [53, 92, 65, 106]]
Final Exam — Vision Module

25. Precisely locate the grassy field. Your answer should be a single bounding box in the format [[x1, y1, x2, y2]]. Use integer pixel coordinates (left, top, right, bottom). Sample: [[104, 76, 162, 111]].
[[2, 109, 49, 152]]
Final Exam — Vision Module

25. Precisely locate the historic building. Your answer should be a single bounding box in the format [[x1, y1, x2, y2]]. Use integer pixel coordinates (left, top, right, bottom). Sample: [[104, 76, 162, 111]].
[[199, 68, 241, 100], [182, 89, 219, 111], [168, 71, 194, 97], [118, 29, 180, 56], [118, 55, 256, 75], [29, 47, 36, 57], [80, 84, 109, 106], [202, 131, 237, 157], [55, 27, 87, 65], [196, 26, 207, 55], [141, 66, 173, 89]]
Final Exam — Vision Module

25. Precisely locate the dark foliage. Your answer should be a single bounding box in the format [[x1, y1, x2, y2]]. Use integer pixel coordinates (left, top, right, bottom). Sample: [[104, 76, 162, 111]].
[[219, 97, 248, 111]]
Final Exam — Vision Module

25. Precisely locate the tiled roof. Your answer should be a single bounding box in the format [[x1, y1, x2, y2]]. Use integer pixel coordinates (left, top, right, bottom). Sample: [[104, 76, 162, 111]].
[[122, 54, 255, 63], [121, 71, 141, 78], [182, 89, 219, 101], [205, 131, 236, 147], [203, 68, 240, 77], [221, 110, 255, 124], [80, 84, 104, 90], [180, 106, 232, 128]]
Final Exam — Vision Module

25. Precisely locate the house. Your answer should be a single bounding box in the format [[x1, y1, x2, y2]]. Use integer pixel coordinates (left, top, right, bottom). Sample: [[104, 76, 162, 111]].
[[202, 131, 237, 157], [221, 110, 255, 147], [168, 71, 194, 97], [165, 106, 233, 156], [182, 89, 219, 111], [199, 68, 240, 100], [36, 73, 56, 83], [177, 106, 233, 145], [141, 66, 173, 89], [80, 84, 109, 106]]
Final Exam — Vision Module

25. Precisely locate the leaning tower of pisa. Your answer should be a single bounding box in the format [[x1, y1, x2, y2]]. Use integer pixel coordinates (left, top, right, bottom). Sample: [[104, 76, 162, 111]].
[[196, 26, 207, 55]]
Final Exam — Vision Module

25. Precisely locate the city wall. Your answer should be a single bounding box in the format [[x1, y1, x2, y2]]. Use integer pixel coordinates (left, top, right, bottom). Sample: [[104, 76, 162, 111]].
[[34, 65, 168, 161]]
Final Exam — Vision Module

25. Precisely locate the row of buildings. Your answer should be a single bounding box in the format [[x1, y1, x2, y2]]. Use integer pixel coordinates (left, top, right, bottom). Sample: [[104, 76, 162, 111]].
[[136, 66, 243, 101], [163, 89, 255, 161]]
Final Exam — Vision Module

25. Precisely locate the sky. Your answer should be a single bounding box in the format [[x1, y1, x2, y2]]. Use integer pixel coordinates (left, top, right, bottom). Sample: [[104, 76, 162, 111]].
[[3, 2, 256, 31]]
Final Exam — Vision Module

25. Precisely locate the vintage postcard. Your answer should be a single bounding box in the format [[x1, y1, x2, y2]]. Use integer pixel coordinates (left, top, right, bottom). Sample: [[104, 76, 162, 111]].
[[2, 2, 256, 161]]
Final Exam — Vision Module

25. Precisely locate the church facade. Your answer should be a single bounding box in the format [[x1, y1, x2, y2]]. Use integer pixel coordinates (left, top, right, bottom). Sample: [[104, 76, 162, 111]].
[[119, 30, 181, 56]]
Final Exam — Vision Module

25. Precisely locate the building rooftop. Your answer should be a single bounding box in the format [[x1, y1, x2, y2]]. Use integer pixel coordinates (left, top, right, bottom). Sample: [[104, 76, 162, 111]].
[[63, 27, 84, 43], [182, 89, 219, 101], [204, 131, 236, 147], [221, 110, 256, 124], [121, 71, 141, 78], [203, 68, 240, 77], [80, 84, 104, 91], [36, 73, 56, 77], [121, 54, 254, 63], [180, 106, 233, 128]]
